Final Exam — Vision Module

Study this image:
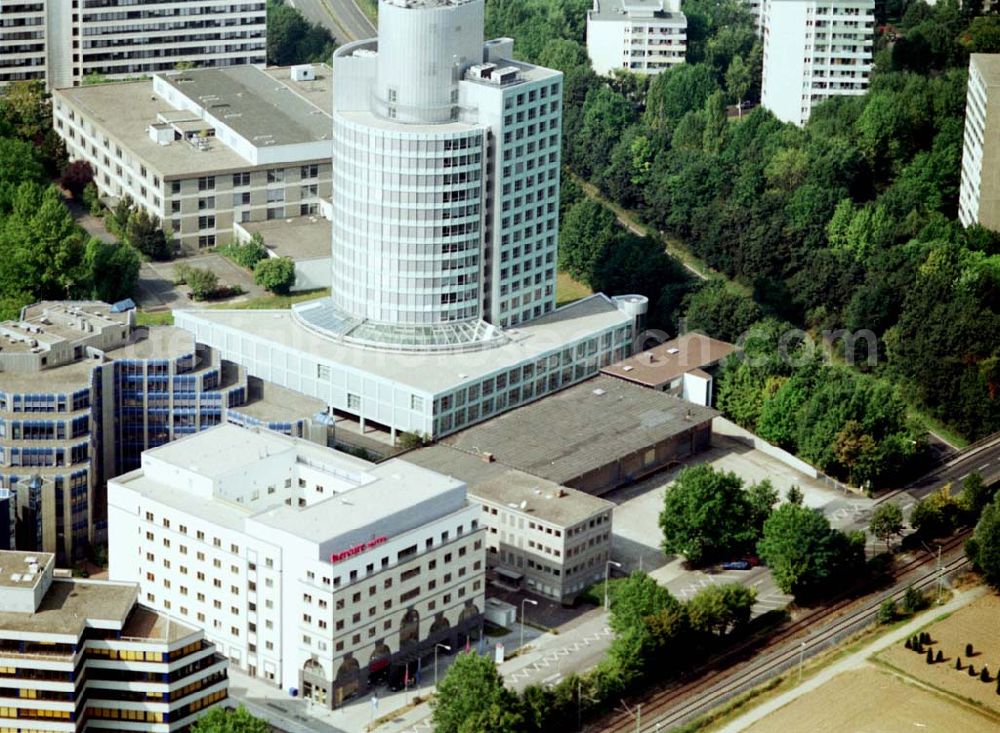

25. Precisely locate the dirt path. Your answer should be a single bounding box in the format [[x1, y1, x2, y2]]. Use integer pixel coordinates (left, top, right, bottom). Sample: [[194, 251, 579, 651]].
[[570, 173, 716, 284]]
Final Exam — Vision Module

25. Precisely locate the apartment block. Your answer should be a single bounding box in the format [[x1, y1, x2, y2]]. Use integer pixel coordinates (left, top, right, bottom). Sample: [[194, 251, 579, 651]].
[[0, 0, 266, 88], [108, 425, 486, 706], [52, 64, 333, 252], [0, 301, 326, 563], [586, 0, 688, 76], [959, 54, 1000, 231], [0, 550, 228, 731], [760, 0, 874, 126]]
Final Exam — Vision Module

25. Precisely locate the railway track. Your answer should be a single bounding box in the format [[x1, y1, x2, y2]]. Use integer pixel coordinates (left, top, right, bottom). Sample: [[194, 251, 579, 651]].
[[597, 535, 972, 733]]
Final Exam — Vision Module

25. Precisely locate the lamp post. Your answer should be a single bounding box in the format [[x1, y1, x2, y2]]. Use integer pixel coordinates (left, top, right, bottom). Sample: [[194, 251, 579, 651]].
[[604, 560, 622, 611], [434, 643, 451, 687], [520, 598, 538, 653], [798, 641, 806, 683]]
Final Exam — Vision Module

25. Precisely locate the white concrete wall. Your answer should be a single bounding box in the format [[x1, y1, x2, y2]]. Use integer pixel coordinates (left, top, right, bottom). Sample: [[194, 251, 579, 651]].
[[761, 1, 809, 125], [587, 17, 628, 76]]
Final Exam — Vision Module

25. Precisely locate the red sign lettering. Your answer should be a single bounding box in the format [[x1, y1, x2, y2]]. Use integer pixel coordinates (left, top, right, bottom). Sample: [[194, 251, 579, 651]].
[[329, 535, 388, 564]]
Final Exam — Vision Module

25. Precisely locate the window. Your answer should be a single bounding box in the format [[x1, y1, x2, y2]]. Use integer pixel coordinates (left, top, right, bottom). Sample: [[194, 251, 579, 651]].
[[301, 164, 319, 179], [267, 169, 284, 183], [232, 172, 250, 187], [347, 393, 361, 411], [198, 176, 215, 191]]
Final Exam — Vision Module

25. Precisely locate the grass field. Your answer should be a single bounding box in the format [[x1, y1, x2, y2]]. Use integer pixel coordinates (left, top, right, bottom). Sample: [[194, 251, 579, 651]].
[[876, 593, 1000, 714], [744, 667, 1000, 733], [136, 310, 174, 327], [556, 271, 592, 307], [208, 288, 331, 311]]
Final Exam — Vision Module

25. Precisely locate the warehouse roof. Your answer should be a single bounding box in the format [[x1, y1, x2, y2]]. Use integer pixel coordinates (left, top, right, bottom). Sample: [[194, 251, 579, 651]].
[[441, 375, 717, 486]]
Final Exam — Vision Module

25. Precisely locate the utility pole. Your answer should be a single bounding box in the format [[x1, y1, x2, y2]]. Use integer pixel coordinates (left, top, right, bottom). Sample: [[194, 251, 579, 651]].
[[936, 544, 943, 604]]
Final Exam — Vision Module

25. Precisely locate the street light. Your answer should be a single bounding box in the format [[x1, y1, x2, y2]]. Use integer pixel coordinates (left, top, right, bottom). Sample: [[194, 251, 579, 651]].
[[434, 643, 451, 687], [798, 641, 806, 683], [520, 598, 538, 652], [604, 560, 622, 611]]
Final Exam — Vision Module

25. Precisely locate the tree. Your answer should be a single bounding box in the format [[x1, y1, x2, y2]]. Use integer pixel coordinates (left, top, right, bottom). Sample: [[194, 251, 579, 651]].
[[682, 280, 762, 343], [608, 571, 677, 636], [966, 492, 1000, 589], [686, 583, 756, 638], [253, 256, 296, 294], [59, 160, 94, 201], [746, 479, 779, 537], [960, 472, 994, 517], [725, 54, 752, 116], [183, 267, 220, 301], [190, 705, 270, 732], [125, 208, 171, 260], [877, 598, 897, 624], [432, 652, 518, 733], [84, 239, 141, 302], [558, 198, 618, 285], [659, 465, 759, 565], [266, 0, 337, 66], [757, 503, 863, 596], [869, 502, 904, 552]]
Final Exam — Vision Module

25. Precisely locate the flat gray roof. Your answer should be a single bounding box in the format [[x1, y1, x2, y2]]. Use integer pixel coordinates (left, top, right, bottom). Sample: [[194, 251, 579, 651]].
[[441, 374, 717, 485], [54, 65, 333, 178], [589, 0, 685, 22], [402, 446, 612, 527], [176, 294, 632, 395], [115, 425, 467, 546], [242, 217, 332, 262], [0, 551, 52, 590], [0, 579, 137, 638], [157, 65, 334, 147], [234, 377, 328, 422], [972, 53, 1000, 84]]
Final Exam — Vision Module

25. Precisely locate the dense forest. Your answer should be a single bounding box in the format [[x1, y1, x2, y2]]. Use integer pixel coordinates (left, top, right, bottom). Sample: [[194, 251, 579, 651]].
[[487, 0, 1000, 481]]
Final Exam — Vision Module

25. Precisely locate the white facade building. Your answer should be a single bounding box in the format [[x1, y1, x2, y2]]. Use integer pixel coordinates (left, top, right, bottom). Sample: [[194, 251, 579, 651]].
[[959, 54, 1000, 231], [108, 425, 485, 707], [0, 0, 266, 88], [586, 0, 687, 76], [760, 0, 874, 126], [319, 0, 563, 346], [53, 64, 333, 252], [0, 550, 228, 731], [171, 0, 648, 441]]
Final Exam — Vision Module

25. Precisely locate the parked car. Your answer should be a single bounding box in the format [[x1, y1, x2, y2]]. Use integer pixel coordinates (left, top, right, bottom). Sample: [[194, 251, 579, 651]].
[[721, 560, 751, 570]]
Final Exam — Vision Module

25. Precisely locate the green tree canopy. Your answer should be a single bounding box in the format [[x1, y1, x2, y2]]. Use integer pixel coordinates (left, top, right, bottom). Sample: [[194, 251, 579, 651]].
[[432, 652, 518, 733], [659, 465, 763, 565], [190, 705, 270, 733], [869, 501, 904, 551], [757, 502, 864, 596], [966, 492, 1000, 589], [253, 256, 296, 295]]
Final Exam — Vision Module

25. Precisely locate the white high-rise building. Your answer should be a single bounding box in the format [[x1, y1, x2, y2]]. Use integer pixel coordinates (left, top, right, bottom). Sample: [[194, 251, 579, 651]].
[[175, 0, 647, 441], [108, 425, 485, 706], [959, 54, 1000, 231], [760, 0, 874, 126], [586, 0, 687, 76], [310, 0, 563, 344], [0, 0, 266, 88]]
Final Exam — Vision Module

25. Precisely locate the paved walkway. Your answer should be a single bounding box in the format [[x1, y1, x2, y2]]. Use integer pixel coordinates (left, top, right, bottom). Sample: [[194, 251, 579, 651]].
[[715, 586, 989, 733]]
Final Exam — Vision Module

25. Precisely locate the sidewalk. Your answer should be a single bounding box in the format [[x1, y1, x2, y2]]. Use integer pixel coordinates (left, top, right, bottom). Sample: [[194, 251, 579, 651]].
[[714, 586, 989, 733]]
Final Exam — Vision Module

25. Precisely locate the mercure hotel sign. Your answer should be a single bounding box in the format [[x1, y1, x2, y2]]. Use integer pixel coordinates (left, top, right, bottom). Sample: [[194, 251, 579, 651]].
[[329, 536, 388, 564]]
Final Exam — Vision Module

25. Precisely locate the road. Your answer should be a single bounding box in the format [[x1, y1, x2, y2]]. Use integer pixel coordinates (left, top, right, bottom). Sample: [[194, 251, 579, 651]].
[[907, 435, 1000, 499], [288, 0, 375, 43]]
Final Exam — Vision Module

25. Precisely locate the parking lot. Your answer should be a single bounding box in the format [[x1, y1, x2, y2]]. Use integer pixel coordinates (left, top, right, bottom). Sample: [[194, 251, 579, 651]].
[[605, 424, 876, 617]]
